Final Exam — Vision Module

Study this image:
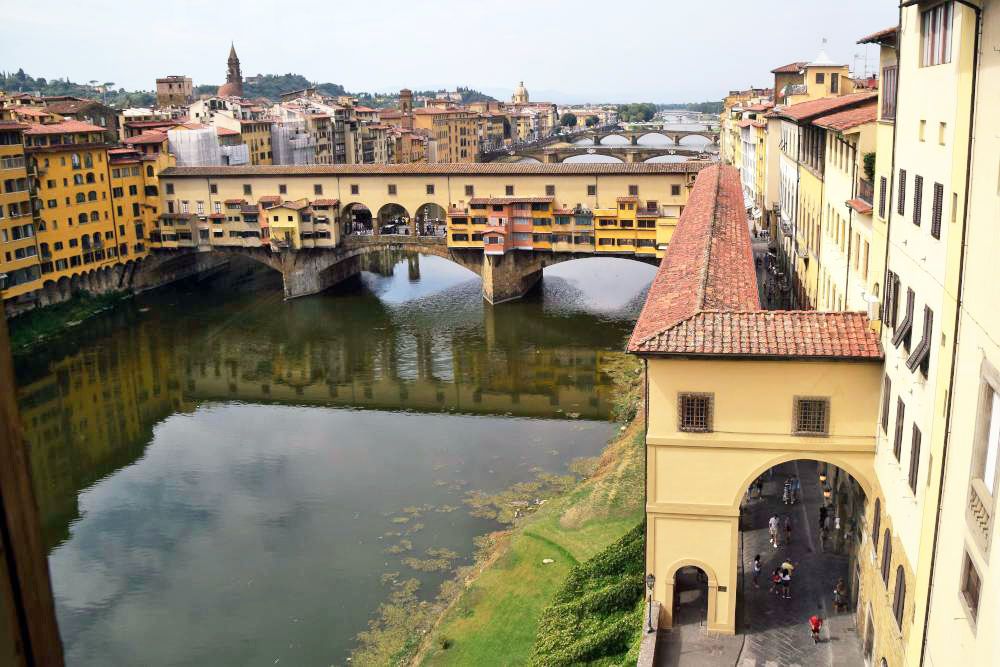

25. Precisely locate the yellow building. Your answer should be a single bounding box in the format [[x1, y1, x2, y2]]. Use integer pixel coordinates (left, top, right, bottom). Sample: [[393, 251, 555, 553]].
[[0, 120, 41, 308], [412, 108, 479, 163]]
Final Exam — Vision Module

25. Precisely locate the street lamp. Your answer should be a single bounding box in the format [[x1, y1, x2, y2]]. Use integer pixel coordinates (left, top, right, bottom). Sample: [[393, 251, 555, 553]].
[[645, 573, 656, 633]]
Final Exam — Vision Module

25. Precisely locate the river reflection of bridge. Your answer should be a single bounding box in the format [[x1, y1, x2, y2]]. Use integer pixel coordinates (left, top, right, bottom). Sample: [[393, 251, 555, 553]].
[[16, 267, 628, 549]]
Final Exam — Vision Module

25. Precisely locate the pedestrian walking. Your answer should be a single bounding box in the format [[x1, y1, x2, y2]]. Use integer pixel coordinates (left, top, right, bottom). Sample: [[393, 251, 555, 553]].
[[791, 475, 801, 503], [755, 477, 764, 500], [770, 568, 782, 595], [781, 568, 792, 599], [752, 554, 762, 589], [783, 477, 793, 505], [819, 504, 829, 531], [833, 578, 848, 612], [784, 515, 793, 545], [768, 515, 780, 547], [809, 614, 823, 643]]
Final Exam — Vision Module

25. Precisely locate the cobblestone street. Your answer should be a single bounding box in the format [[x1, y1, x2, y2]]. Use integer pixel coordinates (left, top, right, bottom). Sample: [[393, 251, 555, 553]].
[[736, 461, 864, 667]]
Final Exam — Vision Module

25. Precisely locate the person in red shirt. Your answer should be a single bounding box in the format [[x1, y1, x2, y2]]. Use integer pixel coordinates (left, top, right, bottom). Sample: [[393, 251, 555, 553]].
[[809, 614, 823, 643]]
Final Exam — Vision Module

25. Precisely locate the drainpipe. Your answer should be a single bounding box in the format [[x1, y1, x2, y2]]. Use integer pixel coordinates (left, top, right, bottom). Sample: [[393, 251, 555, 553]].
[[844, 135, 857, 308], [917, 1, 982, 664]]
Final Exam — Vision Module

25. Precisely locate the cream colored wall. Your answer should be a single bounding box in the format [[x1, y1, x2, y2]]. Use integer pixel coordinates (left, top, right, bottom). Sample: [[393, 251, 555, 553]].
[[924, 5, 1000, 665], [644, 356, 881, 632]]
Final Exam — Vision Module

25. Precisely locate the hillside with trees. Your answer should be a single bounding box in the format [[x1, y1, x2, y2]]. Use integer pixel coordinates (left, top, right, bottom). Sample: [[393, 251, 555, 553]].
[[659, 101, 724, 114], [0, 68, 154, 107]]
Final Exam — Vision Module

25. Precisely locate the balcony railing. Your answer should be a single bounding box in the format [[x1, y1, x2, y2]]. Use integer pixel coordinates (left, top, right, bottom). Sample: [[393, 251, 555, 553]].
[[858, 178, 874, 205]]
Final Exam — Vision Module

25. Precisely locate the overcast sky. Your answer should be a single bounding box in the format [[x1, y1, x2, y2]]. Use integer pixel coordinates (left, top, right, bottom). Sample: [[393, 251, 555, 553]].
[[2, 0, 898, 104]]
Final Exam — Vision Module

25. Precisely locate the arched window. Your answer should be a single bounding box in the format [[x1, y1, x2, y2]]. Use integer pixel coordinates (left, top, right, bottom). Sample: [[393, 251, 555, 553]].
[[71, 153, 81, 169], [87, 191, 97, 201], [83, 153, 93, 168], [871, 499, 881, 551], [73, 174, 83, 185], [85, 172, 95, 183], [881, 529, 892, 586], [146, 165, 154, 177], [77, 213, 87, 224], [90, 211, 99, 222], [892, 566, 906, 627], [75, 193, 85, 203]]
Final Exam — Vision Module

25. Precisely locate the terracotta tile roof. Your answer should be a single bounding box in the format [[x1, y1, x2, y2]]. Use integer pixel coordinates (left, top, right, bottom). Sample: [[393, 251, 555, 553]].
[[44, 99, 106, 114], [847, 198, 874, 215], [628, 165, 759, 350], [627, 163, 882, 361], [224, 198, 247, 205], [216, 127, 241, 136], [812, 102, 877, 131], [775, 92, 877, 123], [616, 195, 639, 202], [771, 62, 808, 74], [258, 195, 281, 203], [23, 119, 106, 135], [0, 121, 27, 131], [311, 198, 340, 206], [161, 162, 710, 178], [745, 102, 774, 112], [858, 25, 898, 45], [633, 311, 882, 359], [124, 131, 168, 145], [11, 107, 52, 118], [126, 119, 187, 128], [282, 200, 310, 210]]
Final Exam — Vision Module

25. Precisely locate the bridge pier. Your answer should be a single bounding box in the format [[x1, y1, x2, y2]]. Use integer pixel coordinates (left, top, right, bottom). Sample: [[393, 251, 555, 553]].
[[480, 252, 544, 304], [281, 252, 361, 299]]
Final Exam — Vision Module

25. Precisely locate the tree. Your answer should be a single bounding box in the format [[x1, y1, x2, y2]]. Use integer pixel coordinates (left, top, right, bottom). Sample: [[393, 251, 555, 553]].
[[560, 112, 577, 127], [584, 115, 599, 127]]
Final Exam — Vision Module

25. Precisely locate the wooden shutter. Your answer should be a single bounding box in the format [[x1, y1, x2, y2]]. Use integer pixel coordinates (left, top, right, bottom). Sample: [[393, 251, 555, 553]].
[[897, 169, 907, 216], [909, 426, 922, 492], [931, 182, 944, 239], [881, 530, 893, 585], [879, 176, 888, 218], [913, 175, 923, 226], [894, 398, 906, 460], [893, 566, 906, 626], [872, 498, 882, 550], [881, 375, 892, 434]]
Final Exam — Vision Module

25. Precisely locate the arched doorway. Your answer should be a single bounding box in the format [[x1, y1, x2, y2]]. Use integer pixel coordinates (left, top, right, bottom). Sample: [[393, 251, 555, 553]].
[[673, 566, 710, 626], [414, 203, 446, 237], [341, 203, 372, 237], [376, 203, 410, 235]]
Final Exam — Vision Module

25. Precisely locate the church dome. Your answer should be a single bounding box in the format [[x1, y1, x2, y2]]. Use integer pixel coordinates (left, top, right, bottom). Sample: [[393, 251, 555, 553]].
[[217, 82, 242, 98], [512, 81, 529, 104]]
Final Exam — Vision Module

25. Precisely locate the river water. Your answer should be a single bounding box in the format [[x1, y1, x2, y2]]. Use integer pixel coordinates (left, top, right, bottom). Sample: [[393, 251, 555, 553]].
[[16, 255, 655, 666]]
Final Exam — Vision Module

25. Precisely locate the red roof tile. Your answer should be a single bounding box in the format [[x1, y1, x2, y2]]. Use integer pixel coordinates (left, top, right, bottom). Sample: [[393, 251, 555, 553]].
[[812, 102, 877, 131], [858, 25, 898, 45], [162, 163, 709, 177], [224, 198, 247, 205], [627, 164, 881, 360], [633, 311, 882, 359], [628, 165, 759, 350], [216, 127, 241, 136], [771, 61, 808, 74], [23, 119, 106, 135], [124, 131, 168, 145], [775, 92, 877, 123], [311, 198, 340, 206], [847, 198, 874, 215]]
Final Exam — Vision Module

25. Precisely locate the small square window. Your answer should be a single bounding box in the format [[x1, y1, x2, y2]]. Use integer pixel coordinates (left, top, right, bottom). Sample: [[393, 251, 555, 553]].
[[678, 393, 713, 432], [961, 552, 982, 621], [388, 184, 397, 195], [505, 185, 514, 196], [628, 185, 638, 196], [465, 185, 474, 197], [243, 184, 252, 196], [209, 184, 218, 194], [587, 185, 597, 196], [794, 397, 829, 436], [671, 184, 681, 196], [279, 184, 287, 195], [351, 184, 359, 195], [314, 184, 323, 195], [166, 183, 175, 195], [426, 184, 435, 195], [545, 184, 555, 196]]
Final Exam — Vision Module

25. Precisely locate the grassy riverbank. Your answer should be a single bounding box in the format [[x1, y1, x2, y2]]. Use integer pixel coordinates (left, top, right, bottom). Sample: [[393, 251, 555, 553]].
[[8, 292, 129, 354]]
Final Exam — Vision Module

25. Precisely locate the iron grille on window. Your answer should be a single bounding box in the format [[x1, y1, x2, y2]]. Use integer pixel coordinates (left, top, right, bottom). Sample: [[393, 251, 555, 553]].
[[794, 398, 829, 435], [931, 182, 944, 239], [678, 393, 713, 432], [912, 175, 923, 226]]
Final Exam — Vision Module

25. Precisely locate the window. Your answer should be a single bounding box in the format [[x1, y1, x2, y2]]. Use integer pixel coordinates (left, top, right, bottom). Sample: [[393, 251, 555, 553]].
[[587, 185, 597, 196], [351, 184, 359, 195], [897, 169, 907, 216], [388, 184, 397, 195], [451, 233, 468, 242], [882, 66, 898, 120], [505, 185, 514, 196], [961, 553, 982, 621], [279, 184, 287, 195], [243, 184, 252, 195], [894, 398, 906, 461], [628, 185, 638, 196], [909, 426, 922, 492], [892, 566, 906, 627], [871, 499, 882, 551], [881, 375, 892, 434], [906, 306, 933, 376], [816, 72, 826, 84], [678, 393, 713, 432], [671, 184, 681, 196], [465, 185, 474, 197], [921, 1, 954, 67], [878, 176, 888, 218], [426, 184, 435, 195], [314, 184, 323, 195], [883, 270, 900, 327], [881, 530, 893, 585], [931, 183, 944, 239], [166, 183, 174, 195], [831, 72, 839, 94], [793, 398, 829, 435], [892, 288, 915, 350], [545, 184, 555, 196], [132, 203, 140, 217], [974, 381, 1000, 497], [912, 175, 923, 226]]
